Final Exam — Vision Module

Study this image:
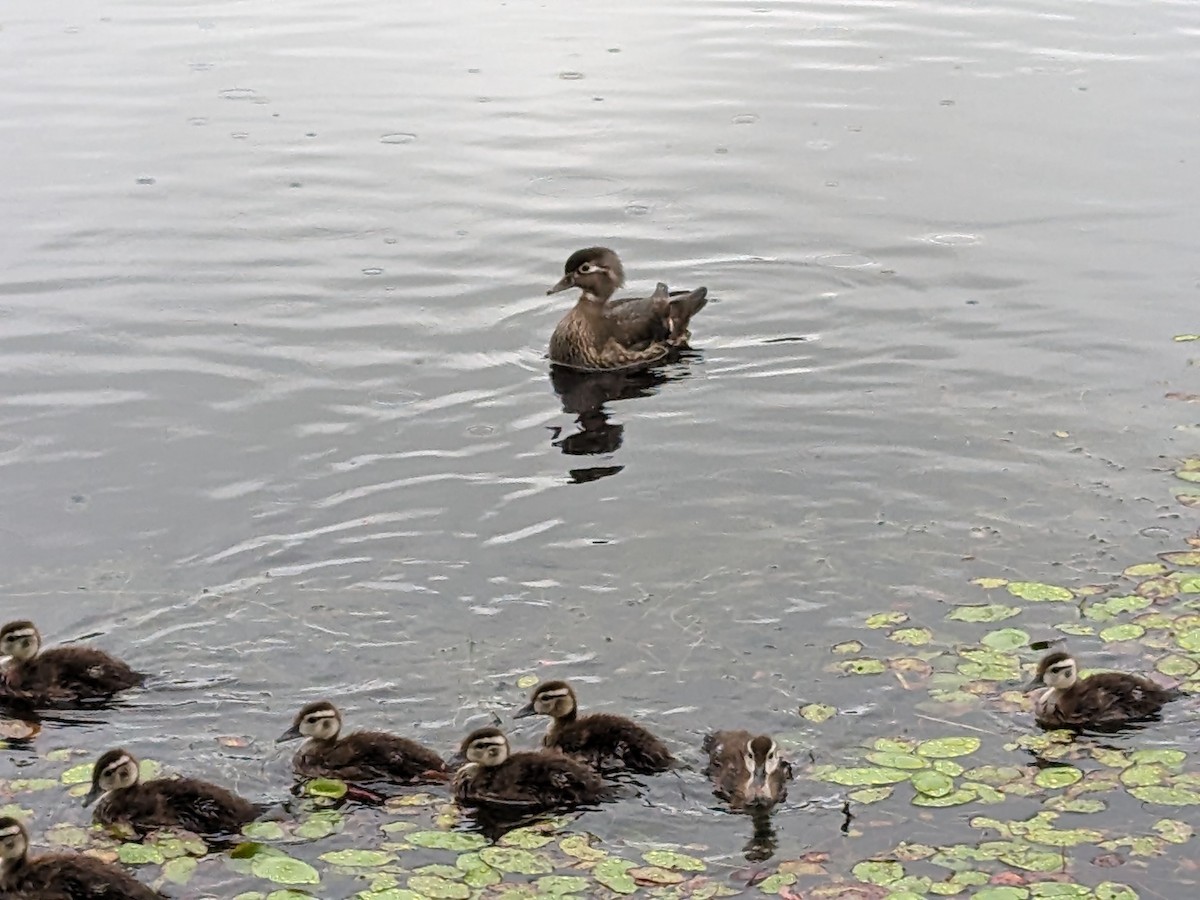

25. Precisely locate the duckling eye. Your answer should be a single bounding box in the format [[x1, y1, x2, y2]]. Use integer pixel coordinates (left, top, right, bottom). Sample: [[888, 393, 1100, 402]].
[[577, 262, 599, 274]]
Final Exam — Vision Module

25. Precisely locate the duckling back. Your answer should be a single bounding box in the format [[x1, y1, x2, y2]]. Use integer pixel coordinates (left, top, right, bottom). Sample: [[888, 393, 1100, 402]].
[[94, 777, 259, 836]]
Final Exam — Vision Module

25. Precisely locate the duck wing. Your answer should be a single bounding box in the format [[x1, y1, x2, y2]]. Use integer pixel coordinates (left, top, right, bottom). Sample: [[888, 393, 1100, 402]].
[[154, 778, 260, 834], [557, 713, 675, 773], [1077, 673, 1178, 724], [26, 854, 169, 899], [330, 732, 449, 782]]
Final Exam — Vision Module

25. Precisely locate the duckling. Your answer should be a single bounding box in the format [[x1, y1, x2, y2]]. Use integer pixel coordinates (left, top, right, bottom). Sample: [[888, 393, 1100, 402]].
[[84, 748, 260, 836], [276, 700, 449, 784], [514, 680, 674, 773], [547, 247, 709, 371], [453, 726, 611, 810], [1025, 651, 1180, 730], [702, 730, 793, 812], [0, 816, 167, 899], [0, 620, 144, 705]]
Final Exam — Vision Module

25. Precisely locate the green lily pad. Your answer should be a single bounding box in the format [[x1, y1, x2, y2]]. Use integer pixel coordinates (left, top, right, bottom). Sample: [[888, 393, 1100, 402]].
[[406, 875, 470, 899], [60, 763, 93, 785], [1100, 623, 1146, 642], [162, 857, 198, 885], [497, 827, 555, 849], [321, 849, 394, 867], [757, 872, 797, 893], [456, 853, 501, 888], [819, 766, 914, 786], [838, 658, 887, 675], [950, 604, 1020, 623], [1125, 562, 1170, 577], [971, 577, 1009, 589], [535, 875, 591, 895], [243, 822, 286, 841], [1095, 884, 1138, 900], [1128, 785, 1200, 805], [1025, 826, 1103, 847], [911, 770, 955, 797], [1045, 796, 1107, 814], [629, 866, 684, 885], [799, 703, 836, 722], [1161, 551, 1200, 567], [593, 858, 637, 894], [866, 611, 909, 628], [865, 751, 928, 770], [305, 778, 347, 799], [1007, 582, 1073, 602], [832, 640, 864, 655], [971, 888, 1029, 900], [1174, 334, 1200, 342], [890, 627, 933, 646], [1121, 764, 1168, 787], [642, 849, 705, 872], [1156, 655, 1199, 677], [250, 854, 320, 886], [912, 787, 977, 807], [917, 736, 982, 759], [933, 759, 965, 777], [559, 835, 606, 862], [851, 860, 904, 885], [1131, 749, 1186, 766], [981, 628, 1029, 651], [407, 830, 488, 852], [118, 843, 164, 865], [848, 786, 894, 804], [478, 846, 552, 875]]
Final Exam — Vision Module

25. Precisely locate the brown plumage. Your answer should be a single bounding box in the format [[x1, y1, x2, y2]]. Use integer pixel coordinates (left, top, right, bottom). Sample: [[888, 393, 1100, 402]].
[[547, 248, 709, 371], [0, 816, 167, 899], [0, 620, 144, 705], [702, 730, 793, 812], [452, 726, 612, 811], [514, 680, 674, 773], [1027, 651, 1179, 730], [276, 700, 449, 784], [84, 748, 260, 837]]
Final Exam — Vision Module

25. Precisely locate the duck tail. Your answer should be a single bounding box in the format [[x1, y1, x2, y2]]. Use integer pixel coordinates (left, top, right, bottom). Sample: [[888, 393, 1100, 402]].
[[667, 288, 708, 342]]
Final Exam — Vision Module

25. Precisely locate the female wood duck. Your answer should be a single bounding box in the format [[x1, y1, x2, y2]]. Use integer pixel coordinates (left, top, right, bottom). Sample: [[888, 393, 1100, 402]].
[[452, 726, 611, 810], [84, 748, 260, 836], [514, 680, 674, 773], [276, 700, 449, 783], [1025, 651, 1180, 729], [0, 816, 167, 899], [547, 247, 708, 371], [702, 730, 793, 812], [0, 620, 144, 705]]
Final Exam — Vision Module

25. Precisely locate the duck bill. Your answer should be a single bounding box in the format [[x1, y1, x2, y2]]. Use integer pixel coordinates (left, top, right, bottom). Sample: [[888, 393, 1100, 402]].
[[82, 783, 103, 808], [276, 725, 302, 743], [546, 274, 575, 295], [745, 768, 774, 808], [513, 702, 536, 719]]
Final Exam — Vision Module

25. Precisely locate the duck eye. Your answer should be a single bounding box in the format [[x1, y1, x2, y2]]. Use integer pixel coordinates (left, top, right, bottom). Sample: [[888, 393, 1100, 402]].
[[577, 262, 598, 274]]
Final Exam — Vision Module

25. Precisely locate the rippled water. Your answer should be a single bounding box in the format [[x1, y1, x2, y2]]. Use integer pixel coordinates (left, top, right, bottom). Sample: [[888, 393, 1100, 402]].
[[2, 0, 1198, 894]]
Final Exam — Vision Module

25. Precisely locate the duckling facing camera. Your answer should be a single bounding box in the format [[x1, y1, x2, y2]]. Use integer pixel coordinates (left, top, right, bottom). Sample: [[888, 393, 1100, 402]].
[[277, 700, 449, 784], [0, 620, 144, 705], [547, 247, 709, 372], [84, 748, 260, 837], [702, 730, 793, 812], [515, 679, 675, 774], [1026, 650, 1180, 730], [453, 726, 613, 811], [0, 816, 167, 899]]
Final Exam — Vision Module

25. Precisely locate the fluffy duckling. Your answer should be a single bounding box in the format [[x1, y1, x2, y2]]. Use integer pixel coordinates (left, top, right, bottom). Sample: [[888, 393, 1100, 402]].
[[277, 700, 449, 784], [702, 730, 793, 812], [84, 748, 260, 836], [453, 726, 611, 810], [547, 247, 709, 371], [0, 816, 167, 899], [1026, 651, 1180, 729], [515, 680, 674, 773], [0, 620, 144, 705]]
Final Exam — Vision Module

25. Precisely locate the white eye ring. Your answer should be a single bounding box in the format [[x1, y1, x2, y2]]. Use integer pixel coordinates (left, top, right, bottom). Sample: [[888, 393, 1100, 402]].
[[577, 262, 599, 274]]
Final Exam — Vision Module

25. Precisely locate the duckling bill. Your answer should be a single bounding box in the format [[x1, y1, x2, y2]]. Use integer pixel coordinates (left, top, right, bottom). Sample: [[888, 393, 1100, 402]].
[[1026, 651, 1179, 730], [702, 730, 793, 812], [547, 247, 708, 371], [515, 679, 674, 773], [453, 726, 612, 811], [0, 816, 167, 899], [0, 620, 144, 705], [277, 700, 449, 784], [84, 748, 260, 837]]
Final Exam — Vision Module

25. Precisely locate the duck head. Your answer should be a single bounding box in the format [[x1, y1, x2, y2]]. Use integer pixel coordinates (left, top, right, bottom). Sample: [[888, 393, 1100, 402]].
[[84, 748, 141, 807], [739, 735, 789, 809], [547, 248, 625, 301], [0, 816, 29, 868], [1026, 651, 1078, 691], [514, 680, 577, 720], [460, 726, 511, 768], [0, 621, 41, 663], [278, 700, 343, 743]]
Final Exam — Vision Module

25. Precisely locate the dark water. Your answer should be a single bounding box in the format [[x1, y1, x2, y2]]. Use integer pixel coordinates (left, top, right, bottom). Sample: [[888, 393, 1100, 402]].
[[2, 0, 1199, 895]]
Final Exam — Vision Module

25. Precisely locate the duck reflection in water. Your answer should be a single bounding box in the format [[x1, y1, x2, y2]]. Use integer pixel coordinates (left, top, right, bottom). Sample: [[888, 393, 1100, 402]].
[[547, 364, 689, 484]]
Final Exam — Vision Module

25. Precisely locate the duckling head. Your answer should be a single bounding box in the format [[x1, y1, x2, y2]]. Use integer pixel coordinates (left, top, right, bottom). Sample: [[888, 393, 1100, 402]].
[[84, 748, 141, 807], [277, 700, 343, 744], [0, 621, 42, 663], [514, 680, 577, 721], [1030, 651, 1078, 691], [0, 816, 29, 867], [547, 248, 625, 302], [460, 726, 511, 768], [741, 735, 787, 809]]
